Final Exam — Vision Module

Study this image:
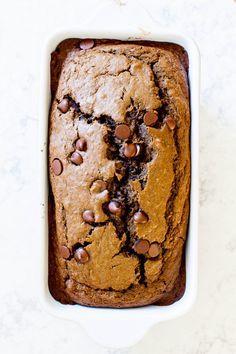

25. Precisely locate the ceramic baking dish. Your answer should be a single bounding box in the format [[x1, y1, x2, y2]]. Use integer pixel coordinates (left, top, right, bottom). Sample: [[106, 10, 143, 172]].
[[39, 27, 199, 348]]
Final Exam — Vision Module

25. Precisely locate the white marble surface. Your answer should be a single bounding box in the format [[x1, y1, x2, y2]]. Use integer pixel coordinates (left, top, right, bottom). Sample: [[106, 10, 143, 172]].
[[1, 0, 236, 353]]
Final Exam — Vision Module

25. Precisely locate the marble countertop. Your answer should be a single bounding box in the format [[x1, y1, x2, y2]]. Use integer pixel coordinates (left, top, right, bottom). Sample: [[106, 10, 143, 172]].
[[1, 0, 236, 353]]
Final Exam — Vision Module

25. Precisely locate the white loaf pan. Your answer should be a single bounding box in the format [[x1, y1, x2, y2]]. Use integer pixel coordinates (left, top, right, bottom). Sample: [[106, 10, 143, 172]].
[[39, 27, 199, 348]]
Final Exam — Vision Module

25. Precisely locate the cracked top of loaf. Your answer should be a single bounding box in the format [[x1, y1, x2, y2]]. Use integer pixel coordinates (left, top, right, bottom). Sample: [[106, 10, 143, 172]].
[[48, 38, 190, 308]]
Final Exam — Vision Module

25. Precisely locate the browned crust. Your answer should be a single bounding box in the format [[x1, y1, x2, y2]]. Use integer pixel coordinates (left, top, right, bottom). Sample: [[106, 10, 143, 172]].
[[50, 38, 189, 97], [48, 38, 190, 308]]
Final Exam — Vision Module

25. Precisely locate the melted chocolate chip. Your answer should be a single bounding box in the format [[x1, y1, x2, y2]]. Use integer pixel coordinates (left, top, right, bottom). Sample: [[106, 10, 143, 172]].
[[82, 210, 95, 223], [70, 152, 83, 165], [74, 247, 90, 263], [133, 211, 148, 224], [143, 111, 158, 126], [108, 201, 122, 215], [52, 158, 63, 176], [79, 39, 94, 50], [76, 138, 87, 151], [59, 245, 70, 259], [133, 239, 150, 254], [115, 124, 131, 139], [91, 180, 107, 193], [57, 98, 69, 113], [65, 279, 73, 289], [164, 116, 176, 130], [148, 242, 161, 258], [123, 143, 137, 158]]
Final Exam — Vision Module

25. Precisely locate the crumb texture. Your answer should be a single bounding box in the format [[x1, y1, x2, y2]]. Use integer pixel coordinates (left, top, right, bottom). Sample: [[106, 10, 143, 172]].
[[48, 39, 190, 308]]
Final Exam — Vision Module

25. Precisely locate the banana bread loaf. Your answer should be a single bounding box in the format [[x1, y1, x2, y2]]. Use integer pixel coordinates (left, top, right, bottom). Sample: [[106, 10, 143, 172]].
[[48, 38, 190, 308]]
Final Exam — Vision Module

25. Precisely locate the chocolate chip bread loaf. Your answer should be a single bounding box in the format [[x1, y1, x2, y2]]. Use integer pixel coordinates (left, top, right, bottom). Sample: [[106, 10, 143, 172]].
[[48, 38, 190, 308]]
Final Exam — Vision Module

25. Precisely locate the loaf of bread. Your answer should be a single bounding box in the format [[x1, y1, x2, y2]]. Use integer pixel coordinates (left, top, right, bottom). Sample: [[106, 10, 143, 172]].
[[48, 38, 190, 308]]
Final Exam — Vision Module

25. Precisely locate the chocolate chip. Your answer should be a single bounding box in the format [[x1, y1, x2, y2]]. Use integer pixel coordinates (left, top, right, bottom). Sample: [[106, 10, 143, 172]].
[[70, 151, 83, 165], [108, 201, 122, 215], [133, 239, 150, 255], [82, 210, 95, 223], [143, 111, 158, 126], [65, 279, 73, 289], [133, 211, 148, 224], [148, 242, 161, 258], [57, 98, 69, 113], [76, 138, 87, 151], [91, 180, 107, 193], [79, 39, 94, 50], [123, 143, 139, 158], [59, 245, 70, 259], [74, 247, 90, 264], [52, 158, 63, 176], [164, 116, 176, 130], [115, 124, 131, 139]]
